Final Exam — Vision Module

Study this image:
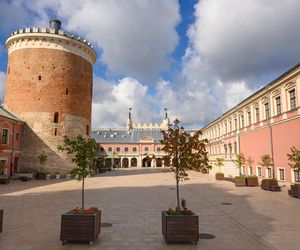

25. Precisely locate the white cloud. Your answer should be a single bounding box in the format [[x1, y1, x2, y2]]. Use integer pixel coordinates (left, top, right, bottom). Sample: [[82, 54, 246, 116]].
[[0, 71, 6, 103]]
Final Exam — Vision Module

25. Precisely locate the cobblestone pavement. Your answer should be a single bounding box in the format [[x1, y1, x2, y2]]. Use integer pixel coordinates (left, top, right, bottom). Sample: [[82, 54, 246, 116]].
[[0, 169, 299, 250]]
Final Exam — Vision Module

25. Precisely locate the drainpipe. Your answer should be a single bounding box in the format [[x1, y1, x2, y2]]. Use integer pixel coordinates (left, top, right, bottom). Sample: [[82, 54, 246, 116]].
[[267, 87, 275, 179], [10, 123, 15, 177]]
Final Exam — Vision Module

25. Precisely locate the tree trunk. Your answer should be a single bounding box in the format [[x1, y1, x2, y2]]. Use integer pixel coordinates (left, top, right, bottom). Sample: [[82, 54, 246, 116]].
[[82, 177, 85, 210], [175, 155, 180, 212]]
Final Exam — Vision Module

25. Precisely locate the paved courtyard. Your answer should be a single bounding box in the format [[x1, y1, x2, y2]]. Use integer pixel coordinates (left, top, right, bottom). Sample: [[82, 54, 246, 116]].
[[0, 169, 299, 250]]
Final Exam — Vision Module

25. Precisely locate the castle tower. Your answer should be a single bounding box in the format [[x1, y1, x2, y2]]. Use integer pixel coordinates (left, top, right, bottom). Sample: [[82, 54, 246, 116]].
[[126, 108, 133, 130], [4, 20, 96, 173]]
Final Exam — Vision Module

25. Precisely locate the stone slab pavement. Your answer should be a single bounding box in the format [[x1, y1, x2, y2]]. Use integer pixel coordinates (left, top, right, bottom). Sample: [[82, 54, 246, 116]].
[[0, 168, 299, 250]]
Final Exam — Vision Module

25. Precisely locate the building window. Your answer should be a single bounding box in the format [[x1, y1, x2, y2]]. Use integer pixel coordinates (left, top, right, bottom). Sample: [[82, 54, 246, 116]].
[[54, 112, 59, 123], [225, 124, 227, 134], [234, 119, 237, 130], [100, 147, 104, 152], [16, 133, 19, 140], [267, 168, 272, 178], [234, 142, 237, 153], [54, 128, 57, 136], [228, 144, 232, 154], [125, 147, 128, 152], [279, 169, 285, 181], [144, 147, 149, 152], [264, 102, 269, 119], [116, 147, 120, 152], [229, 121, 232, 132], [247, 111, 251, 125], [224, 145, 227, 158], [157, 147, 161, 152], [240, 115, 244, 128], [0, 160, 6, 175], [255, 108, 260, 123], [38, 75, 42, 80], [133, 147, 137, 152], [275, 97, 281, 115], [65, 88, 69, 95], [294, 170, 300, 182], [257, 167, 262, 176], [2, 129, 8, 144], [249, 166, 252, 175], [108, 147, 112, 152], [289, 89, 296, 110]]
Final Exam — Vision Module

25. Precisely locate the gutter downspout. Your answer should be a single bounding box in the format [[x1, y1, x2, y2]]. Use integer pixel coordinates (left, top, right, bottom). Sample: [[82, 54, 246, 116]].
[[267, 88, 275, 179]]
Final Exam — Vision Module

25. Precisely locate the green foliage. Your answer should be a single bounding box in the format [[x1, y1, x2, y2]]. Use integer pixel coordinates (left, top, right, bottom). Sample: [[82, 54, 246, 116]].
[[287, 147, 300, 172], [259, 154, 273, 168], [233, 153, 245, 176], [215, 157, 224, 172], [246, 175, 258, 179], [37, 152, 48, 165], [161, 119, 210, 211], [58, 135, 98, 209], [58, 135, 98, 180], [235, 176, 245, 180]]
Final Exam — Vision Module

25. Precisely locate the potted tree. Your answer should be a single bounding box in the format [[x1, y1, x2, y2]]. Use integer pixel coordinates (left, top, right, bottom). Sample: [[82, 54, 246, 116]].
[[245, 156, 258, 187], [259, 154, 280, 191], [215, 157, 225, 180], [233, 153, 246, 187], [161, 119, 210, 245], [287, 147, 300, 198], [58, 135, 101, 245], [36, 152, 48, 180]]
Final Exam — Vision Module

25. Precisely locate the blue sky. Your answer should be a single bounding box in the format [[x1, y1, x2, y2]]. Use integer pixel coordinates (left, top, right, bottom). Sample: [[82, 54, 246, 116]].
[[1, 0, 300, 129]]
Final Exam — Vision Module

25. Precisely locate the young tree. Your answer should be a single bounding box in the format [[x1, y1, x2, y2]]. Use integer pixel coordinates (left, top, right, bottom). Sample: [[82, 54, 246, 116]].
[[233, 153, 245, 176], [215, 157, 224, 173], [287, 147, 300, 173], [161, 119, 210, 212], [259, 154, 274, 179], [58, 135, 98, 210], [37, 152, 48, 173]]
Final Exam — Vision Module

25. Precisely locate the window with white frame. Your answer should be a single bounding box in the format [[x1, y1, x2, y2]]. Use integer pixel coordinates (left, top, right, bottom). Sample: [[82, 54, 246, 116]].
[[247, 111, 251, 126], [234, 118, 237, 130], [279, 169, 285, 181], [257, 167, 262, 176], [242, 166, 245, 175], [295, 170, 300, 182], [240, 115, 244, 128], [249, 166, 252, 175], [275, 96, 281, 115], [289, 89, 296, 110], [267, 168, 272, 178], [229, 121, 232, 132], [255, 107, 260, 123], [264, 102, 270, 119]]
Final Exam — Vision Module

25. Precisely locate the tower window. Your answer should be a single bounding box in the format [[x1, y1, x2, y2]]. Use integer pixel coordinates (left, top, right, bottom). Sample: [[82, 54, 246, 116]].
[[38, 75, 42, 80], [65, 88, 69, 95], [86, 125, 89, 135], [54, 112, 59, 123], [2, 129, 8, 144], [54, 128, 57, 136]]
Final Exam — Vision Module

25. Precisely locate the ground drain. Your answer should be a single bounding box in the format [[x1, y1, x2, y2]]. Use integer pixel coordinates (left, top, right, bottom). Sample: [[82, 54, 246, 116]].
[[199, 233, 216, 239], [101, 223, 113, 228], [221, 202, 232, 205]]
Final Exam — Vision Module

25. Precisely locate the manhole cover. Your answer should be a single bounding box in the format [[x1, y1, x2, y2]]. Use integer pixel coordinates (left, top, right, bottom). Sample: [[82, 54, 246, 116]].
[[221, 202, 232, 205], [101, 223, 113, 228], [199, 233, 216, 239]]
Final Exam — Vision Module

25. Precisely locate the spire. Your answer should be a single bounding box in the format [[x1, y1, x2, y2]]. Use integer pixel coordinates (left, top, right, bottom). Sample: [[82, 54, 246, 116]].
[[126, 108, 133, 130], [164, 108, 168, 119], [161, 108, 170, 130]]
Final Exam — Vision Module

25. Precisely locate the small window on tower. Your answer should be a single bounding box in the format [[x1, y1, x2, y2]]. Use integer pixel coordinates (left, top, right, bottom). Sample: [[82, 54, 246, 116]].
[[38, 75, 42, 80], [86, 125, 89, 135], [54, 112, 59, 123], [54, 128, 57, 136], [65, 88, 69, 95]]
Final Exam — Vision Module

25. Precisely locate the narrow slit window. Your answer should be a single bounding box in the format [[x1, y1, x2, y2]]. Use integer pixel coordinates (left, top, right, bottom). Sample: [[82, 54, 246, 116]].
[[54, 112, 59, 123], [86, 125, 89, 135], [38, 75, 42, 80], [65, 88, 69, 95], [54, 128, 57, 136]]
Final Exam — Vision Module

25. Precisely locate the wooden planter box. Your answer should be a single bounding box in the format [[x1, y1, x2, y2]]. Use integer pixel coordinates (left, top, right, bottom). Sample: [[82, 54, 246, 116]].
[[261, 179, 281, 191], [215, 173, 224, 180], [60, 210, 101, 244], [246, 177, 259, 187], [289, 184, 300, 198], [162, 211, 199, 244], [235, 177, 246, 187], [0, 210, 3, 233], [0, 175, 10, 184]]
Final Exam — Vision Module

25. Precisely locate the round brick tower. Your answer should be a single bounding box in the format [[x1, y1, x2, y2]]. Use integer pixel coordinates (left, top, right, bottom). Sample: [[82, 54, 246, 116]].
[[4, 20, 96, 173]]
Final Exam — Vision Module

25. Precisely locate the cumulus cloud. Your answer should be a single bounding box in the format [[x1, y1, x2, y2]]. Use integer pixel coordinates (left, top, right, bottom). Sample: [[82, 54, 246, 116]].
[[0, 71, 6, 103]]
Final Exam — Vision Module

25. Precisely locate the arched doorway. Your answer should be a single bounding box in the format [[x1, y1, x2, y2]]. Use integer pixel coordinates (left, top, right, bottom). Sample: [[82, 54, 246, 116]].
[[142, 157, 152, 167], [131, 158, 137, 167], [105, 158, 112, 169], [114, 158, 121, 168], [122, 158, 129, 168], [156, 158, 162, 167]]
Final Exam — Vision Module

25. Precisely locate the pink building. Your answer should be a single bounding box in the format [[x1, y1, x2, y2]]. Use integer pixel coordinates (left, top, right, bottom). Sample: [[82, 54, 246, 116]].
[[0, 104, 24, 176], [201, 64, 300, 184]]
